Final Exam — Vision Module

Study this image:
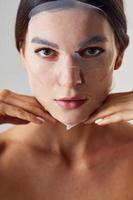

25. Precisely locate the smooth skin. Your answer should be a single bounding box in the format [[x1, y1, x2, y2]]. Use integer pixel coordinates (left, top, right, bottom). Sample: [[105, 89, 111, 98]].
[[0, 7, 133, 200]]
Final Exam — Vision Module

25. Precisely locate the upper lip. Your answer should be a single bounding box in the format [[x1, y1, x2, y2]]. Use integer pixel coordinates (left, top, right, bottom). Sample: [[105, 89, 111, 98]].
[[55, 96, 87, 101]]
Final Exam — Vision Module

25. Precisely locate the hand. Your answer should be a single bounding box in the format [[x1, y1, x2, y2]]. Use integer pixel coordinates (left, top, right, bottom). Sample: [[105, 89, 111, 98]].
[[84, 91, 133, 126], [0, 89, 56, 125]]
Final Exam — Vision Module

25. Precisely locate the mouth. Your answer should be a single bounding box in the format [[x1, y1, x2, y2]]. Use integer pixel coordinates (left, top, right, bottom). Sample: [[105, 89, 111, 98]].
[[55, 97, 88, 109]]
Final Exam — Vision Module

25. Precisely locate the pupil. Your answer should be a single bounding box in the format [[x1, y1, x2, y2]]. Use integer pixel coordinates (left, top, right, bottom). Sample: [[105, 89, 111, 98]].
[[43, 49, 50, 55], [89, 49, 96, 54]]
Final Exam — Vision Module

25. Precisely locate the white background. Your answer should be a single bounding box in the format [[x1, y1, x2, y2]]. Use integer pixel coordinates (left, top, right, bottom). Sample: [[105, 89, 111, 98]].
[[0, 0, 133, 132]]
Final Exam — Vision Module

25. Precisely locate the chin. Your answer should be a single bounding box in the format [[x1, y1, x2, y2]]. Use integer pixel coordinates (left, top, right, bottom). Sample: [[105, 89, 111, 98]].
[[49, 110, 90, 126]]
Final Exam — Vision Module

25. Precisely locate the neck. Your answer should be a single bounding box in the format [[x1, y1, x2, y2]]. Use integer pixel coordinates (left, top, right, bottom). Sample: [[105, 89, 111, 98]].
[[45, 122, 93, 157], [28, 121, 109, 165]]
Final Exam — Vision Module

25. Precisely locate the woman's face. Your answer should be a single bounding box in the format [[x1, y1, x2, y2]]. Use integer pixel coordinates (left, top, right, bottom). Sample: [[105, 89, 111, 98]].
[[21, 7, 120, 125]]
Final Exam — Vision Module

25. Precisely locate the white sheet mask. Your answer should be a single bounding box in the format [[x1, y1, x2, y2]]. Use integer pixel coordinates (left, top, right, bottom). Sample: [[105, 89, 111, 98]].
[[28, 0, 106, 20], [28, 66, 92, 130], [27, 0, 110, 76], [26, 0, 116, 131], [27, 65, 115, 131], [26, 46, 115, 131]]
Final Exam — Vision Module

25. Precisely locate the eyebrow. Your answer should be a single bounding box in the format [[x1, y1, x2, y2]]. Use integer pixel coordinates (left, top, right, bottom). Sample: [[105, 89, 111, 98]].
[[78, 35, 108, 49], [31, 35, 108, 49], [31, 37, 59, 49]]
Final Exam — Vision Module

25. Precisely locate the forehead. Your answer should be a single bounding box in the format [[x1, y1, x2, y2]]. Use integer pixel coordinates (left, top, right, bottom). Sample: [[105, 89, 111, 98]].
[[27, 7, 113, 43]]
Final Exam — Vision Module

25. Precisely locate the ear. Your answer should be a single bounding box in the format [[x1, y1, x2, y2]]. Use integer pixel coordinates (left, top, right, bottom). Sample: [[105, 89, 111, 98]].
[[114, 52, 124, 70], [19, 48, 28, 70]]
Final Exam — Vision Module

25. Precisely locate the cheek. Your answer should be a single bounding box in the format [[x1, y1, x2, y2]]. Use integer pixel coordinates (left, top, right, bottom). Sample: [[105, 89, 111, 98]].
[[25, 46, 56, 85], [98, 69, 113, 93], [26, 65, 56, 101], [83, 52, 115, 86], [26, 60, 56, 87], [83, 63, 114, 107], [82, 68, 114, 114], [28, 71, 55, 95], [84, 66, 113, 87]]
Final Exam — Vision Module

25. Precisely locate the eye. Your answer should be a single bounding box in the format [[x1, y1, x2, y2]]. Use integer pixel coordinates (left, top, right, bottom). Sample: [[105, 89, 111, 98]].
[[34, 48, 56, 58], [79, 47, 105, 58]]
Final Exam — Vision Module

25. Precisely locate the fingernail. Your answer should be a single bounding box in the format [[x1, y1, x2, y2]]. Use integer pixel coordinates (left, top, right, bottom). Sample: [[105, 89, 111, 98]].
[[95, 118, 104, 125], [36, 117, 45, 123]]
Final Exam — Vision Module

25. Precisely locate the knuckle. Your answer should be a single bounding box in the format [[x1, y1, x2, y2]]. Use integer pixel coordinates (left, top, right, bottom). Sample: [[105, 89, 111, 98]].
[[15, 108, 30, 121], [38, 110, 46, 117], [30, 106, 45, 117], [17, 108, 24, 116], [0, 89, 11, 101], [17, 107, 29, 118], [28, 112, 36, 120], [0, 102, 6, 115], [20, 109, 34, 121], [28, 102, 38, 109], [12, 107, 24, 118]]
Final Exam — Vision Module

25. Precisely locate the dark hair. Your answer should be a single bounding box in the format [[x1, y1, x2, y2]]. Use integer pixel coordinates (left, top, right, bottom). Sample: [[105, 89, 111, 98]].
[[15, 0, 129, 53]]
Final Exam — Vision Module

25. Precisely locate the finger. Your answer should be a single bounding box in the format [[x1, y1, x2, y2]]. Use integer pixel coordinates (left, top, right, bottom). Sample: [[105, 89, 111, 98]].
[[0, 115, 29, 125], [84, 106, 115, 124], [95, 110, 133, 126], [84, 91, 133, 124], [0, 90, 56, 123], [85, 103, 130, 124], [0, 102, 45, 124], [88, 92, 133, 122], [0, 90, 38, 105]]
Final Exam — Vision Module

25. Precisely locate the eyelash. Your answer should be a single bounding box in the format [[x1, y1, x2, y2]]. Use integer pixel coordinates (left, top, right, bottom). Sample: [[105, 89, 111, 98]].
[[34, 48, 57, 58], [34, 47, 105, 59], [78, 47, 105, 58]]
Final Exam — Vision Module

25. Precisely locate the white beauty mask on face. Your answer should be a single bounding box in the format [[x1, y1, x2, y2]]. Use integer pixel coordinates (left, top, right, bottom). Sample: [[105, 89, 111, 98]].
[[27, 64, 93, 130], [24, 0, 117, 130], [28, 0, 106, 20], [26, 57, 114, 130]]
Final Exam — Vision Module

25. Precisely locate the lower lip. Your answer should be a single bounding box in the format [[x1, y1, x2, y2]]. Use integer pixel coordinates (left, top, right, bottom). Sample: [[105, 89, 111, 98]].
[[55, 99, 87, 109]]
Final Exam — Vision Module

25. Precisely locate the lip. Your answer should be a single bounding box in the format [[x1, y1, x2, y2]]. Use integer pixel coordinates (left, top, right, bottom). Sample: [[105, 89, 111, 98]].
[[55, 98, 88, 109], [56, 96, 87, 101]]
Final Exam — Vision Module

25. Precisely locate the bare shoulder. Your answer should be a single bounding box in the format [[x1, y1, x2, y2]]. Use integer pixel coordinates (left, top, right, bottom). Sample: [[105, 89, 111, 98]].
[[108, 122, 133, 163], [0, 125, 37, 186], [112, 121, 133, 138], [0, 127, 21, 188], [0, 125, 34, 170], [0, 126, 39, 199]]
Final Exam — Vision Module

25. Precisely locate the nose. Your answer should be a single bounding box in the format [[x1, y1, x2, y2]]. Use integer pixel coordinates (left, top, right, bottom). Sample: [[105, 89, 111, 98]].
[[57, 56, 83, 88]]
